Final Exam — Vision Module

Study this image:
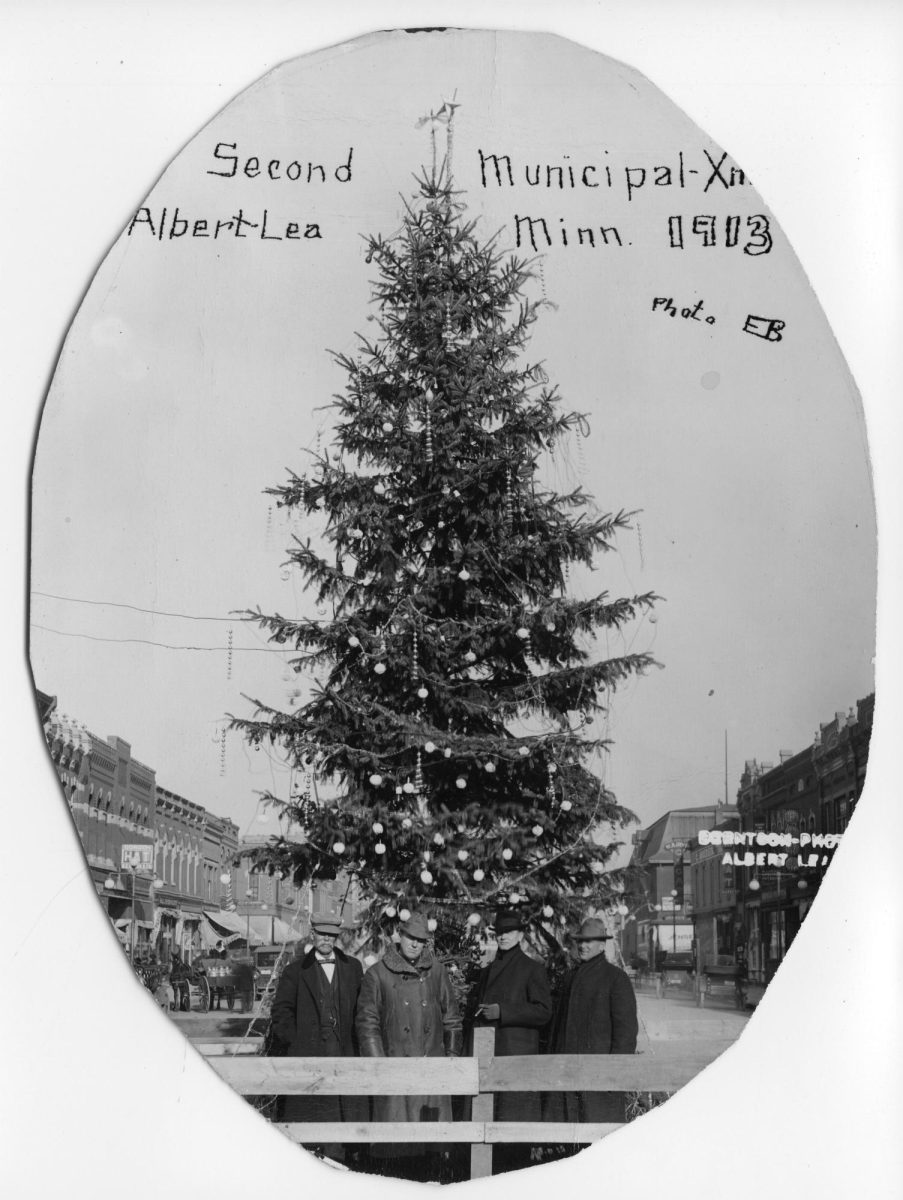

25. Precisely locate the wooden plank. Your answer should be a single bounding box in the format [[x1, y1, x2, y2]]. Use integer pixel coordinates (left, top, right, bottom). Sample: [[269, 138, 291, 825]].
[[273, 1121, 484, 1144], [481, 1047, 729, 1092], [485, 1122, 621, 1143], [470, 1028, 495, 1179], [272, 1121, 625, 1146], [208, 1055, 480, 1096], [191, 1036, 263, 1044], [193, 1041, 262, 1057]]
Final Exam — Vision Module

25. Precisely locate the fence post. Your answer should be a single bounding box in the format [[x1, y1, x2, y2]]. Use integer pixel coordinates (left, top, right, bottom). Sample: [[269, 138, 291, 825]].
[[470, 1026, 496, 1180]]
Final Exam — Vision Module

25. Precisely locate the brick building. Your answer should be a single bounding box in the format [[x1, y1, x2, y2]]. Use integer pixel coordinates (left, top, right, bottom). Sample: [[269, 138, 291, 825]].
[[624, 804, 738, 969], [40, 688, 364, 962], [734, 694, 873, 983]]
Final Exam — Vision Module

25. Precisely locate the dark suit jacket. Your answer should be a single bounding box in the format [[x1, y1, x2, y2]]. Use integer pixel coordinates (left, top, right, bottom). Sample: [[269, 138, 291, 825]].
[[269, 948, 367, 1122], [473, 944, 552, 1055], [546, 953, 638, 1123], [472, 944, 552, 1121]]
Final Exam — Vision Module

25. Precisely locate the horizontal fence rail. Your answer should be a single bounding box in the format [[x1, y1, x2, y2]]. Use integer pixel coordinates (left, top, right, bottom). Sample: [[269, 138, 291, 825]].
[[206, 1047, 726, 1095], [196, 1029, 730, 1178]]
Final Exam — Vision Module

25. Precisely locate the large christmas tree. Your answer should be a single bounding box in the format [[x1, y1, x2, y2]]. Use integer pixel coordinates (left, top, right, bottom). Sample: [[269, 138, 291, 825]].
[[234, 121, 656, 959]]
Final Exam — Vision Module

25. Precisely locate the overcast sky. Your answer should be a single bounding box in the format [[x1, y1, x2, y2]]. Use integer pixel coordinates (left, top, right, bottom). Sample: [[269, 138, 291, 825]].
[[30, 29, 875, 847]]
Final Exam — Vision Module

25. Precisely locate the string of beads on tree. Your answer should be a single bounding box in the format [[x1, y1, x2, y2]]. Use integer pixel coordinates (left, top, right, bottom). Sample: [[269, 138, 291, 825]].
[[232, 116, 657, 962]]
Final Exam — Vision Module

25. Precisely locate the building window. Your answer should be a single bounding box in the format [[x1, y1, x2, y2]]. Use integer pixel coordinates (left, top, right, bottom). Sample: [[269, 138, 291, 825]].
[[246, 874, 259, 901]]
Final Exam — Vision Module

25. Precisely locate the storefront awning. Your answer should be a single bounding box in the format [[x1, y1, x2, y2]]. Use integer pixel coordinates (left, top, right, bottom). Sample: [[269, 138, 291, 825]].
[[203, 909, 264, 945], [198, 914, 246, 950], [247, 915, 305, 945]]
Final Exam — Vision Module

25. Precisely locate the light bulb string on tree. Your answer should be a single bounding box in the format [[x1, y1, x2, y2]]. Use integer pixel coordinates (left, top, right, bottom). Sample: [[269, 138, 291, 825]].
[[509, 778, 621, 889], [237, 128, 656, 958]]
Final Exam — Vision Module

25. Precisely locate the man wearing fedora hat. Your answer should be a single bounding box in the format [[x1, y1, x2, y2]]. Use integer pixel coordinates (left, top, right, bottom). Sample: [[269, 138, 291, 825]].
[[269, 914, 368, 1142], [546, 916, 638, 1125], [471, 910, 552, 1173], [356, 910, 463, 1175]]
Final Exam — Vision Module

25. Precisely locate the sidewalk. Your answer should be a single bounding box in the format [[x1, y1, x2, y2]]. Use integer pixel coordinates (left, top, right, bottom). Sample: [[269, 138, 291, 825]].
[[635, 987, 754, 1053]]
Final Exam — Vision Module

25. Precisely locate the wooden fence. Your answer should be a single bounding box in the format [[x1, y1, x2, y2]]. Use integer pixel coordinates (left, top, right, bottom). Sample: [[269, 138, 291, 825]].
[[196, 1029, 729, 1179]]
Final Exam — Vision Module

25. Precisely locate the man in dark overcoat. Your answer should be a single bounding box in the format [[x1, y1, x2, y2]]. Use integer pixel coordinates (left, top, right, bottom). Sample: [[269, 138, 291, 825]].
[[269, 916, 368, 1139], [356, 911, 463, 1179], [546, 916, 638, 1125], [471, 910, 552, 1173]]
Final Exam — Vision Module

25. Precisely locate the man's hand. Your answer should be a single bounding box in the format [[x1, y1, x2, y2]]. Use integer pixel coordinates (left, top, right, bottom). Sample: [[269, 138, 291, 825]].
[[477, 1003, 500, 1021]]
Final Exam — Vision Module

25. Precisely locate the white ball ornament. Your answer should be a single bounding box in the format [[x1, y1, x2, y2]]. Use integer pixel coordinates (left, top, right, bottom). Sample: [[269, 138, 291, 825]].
[[374, 482, 386, 496], [444, 748, 452, 759], [433, 833, 445, 846], [348, 635, 361, 647], [473, 869, 485, 882], [372, 822, 384, 834], [369, 774, 383, 786], [402, 782, 415, 795], [560, 800, 572, 812], [417, 686, 429, 699], [516, 627, 530, 640], [402, 818, 412, 829], [420, 870, 433, 884], [458, 568, 471, 581], [457, 849, 469, 862], [519, 746, 529, 757], [464, 650, 477, 663], [427, 917, 438, 932], [399, 907, 411, 921], [532, 825, 544, 837], [509, 892, 522, 904], [375, 843, 386, 855], [501, 848, 514, 862], [332, 841, 346, 855], [385, 905, 397, 918], [422, 851, 432, 863], [455, 776, 467, 789], [374, 662, 387, 675], [382, 421, 393, 432], [467, 913, 482, 927], [543, 905, 554, 918], [424, 741, 436, 753], [484, 761, 496, 773], [548, 764, 558, 775]]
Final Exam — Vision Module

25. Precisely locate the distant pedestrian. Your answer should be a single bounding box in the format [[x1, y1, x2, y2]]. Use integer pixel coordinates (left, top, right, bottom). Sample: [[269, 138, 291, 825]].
[[170, 951, 190, 1011], [546, 917, 638, 1124], [154, 973, 175, 1011]]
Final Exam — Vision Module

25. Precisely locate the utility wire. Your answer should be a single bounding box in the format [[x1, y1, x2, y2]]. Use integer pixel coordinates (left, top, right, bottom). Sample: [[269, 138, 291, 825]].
[[31, 589, 255, 623], [32, 623, 287, 653]]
